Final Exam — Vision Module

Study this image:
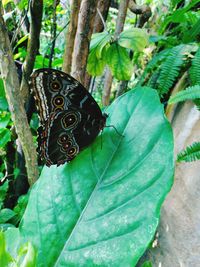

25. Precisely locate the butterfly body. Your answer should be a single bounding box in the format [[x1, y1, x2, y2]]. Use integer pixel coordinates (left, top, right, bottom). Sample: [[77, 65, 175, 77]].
[[30, 68, 107, 166]]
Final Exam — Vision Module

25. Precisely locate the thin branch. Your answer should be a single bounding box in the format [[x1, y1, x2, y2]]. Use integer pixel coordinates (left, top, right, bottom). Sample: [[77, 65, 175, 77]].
[[43, 21, 69, 68], [11, 0, 30, 47], [48, 0, 57, 68], [97, 8, 107, 31]]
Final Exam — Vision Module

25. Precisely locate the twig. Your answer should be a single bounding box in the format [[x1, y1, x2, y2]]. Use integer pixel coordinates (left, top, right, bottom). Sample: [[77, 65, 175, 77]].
[[97, 8, 107, 31], [49, 0, 57, 68], [20, 0, 43, 104], [43, 21, 69, 68], [11, 0, 30, 48]]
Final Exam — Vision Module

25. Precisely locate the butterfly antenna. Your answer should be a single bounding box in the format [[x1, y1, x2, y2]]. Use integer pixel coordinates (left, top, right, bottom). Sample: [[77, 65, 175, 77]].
[[100, 130, 103, 149], [105, 125, 124, 137]]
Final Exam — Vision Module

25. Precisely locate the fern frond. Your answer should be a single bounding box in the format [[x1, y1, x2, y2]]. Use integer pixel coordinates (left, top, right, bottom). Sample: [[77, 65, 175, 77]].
[[189, 47, 200, 85], [183, 18, 200, 43], [157, 45, 185, 96], [169, 85, 200, 104], [147, 69, 160, 89], [177, 142, 200, 162], [137, 49, 170, 86]]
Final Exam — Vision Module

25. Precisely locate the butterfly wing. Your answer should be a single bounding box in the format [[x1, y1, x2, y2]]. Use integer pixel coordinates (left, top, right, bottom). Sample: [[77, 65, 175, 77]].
[[30, 68, 103, 124], [30, 68, 107, 166], [38, 109, 106, 166]]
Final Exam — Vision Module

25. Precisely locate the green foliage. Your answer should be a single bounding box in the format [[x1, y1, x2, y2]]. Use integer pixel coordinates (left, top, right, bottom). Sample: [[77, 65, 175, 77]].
[[177, 142, 200, 162], [137, 49, 170, 86], [141, 261, 153, 267], [0, 129, 11, 148], [0, 181, 9, 210], [19, 88, 173, 266], [190, 47, 200, 85], [106, 43, 133, 80], [87, 32, 111, 76], [0, 209, 16, 224], [0, 230, 37, 267], [13, 194, 29, 225], [157, 45, 185, 96], [118, 28, 149, 52], [169, 85, 200, 104], [0, 231, 14, 267], [183, 18, 200, 43], [159, 0, 200, 34], [87, 28, 149, 79]]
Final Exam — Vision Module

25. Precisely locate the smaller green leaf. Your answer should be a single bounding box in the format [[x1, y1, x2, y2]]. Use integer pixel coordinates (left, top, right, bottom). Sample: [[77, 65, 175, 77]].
[[90, 32, 111, 55], [5, 228, 20, 259], [0, 223, 16, 231], [14, 34, 29, 49], [17, 242, 37, 267], [118, 28, 149, 52], [106, 43, 133, 80], [13, 194, 29, 224], [0, 209, 16, 224], [13, 48, 27, 60], [17, 0, 28, 10], [0, 112, 11, 128], [0, 79, 5, 98], [87, 47, 107, 76], [0, 97, 8, 111], [0, 181, 9, 209], [169, 85, 200, 104], [0, 231, 15, 267], [30, 113, 39, 132], [141, 261, 153, 267], [0, 129, 11, 147], [2, 0, 13, 6], [52, 58, 63, 68], [34, 55, 49, 68]]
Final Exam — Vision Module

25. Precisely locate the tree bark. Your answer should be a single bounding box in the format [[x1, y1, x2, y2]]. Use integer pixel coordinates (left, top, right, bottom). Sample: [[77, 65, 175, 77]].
[[71, 0, 99, 85], [62, 0, 81, 74], [20, 0, 43, 104], [128, 0, 152, 28], [93, 0, 110, 33], [102, 0, 129, 106], [0, 3, 39, 186]]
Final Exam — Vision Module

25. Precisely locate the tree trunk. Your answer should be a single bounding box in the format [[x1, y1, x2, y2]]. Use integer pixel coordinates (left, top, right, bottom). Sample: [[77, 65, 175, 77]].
[[0, 3, 39, 186], [93, 0, 110, 33], [62, 0, 81, 74], [71, 0, 99, 85], [20, 0, 43, 105], [102, 0, 129, 106]]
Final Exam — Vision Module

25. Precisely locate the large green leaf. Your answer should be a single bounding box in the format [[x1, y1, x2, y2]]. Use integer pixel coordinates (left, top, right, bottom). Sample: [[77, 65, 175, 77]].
[[106, 43, 133, 80], [19, 87, 174, 266], [118, 28, 149, 52], [0, 129, 11, 147]]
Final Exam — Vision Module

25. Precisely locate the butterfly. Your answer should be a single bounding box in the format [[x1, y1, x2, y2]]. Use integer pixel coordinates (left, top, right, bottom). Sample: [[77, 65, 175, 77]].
[[30, 68, 107, 167]]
